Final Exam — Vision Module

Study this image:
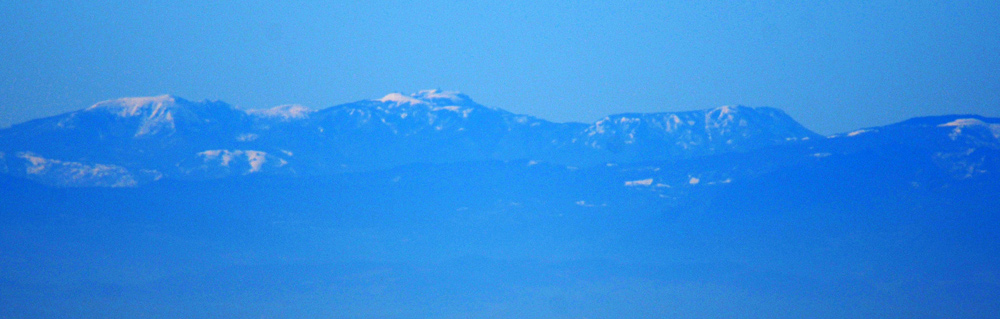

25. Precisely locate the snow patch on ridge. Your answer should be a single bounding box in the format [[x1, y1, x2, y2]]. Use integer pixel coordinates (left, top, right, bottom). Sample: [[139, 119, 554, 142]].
[[413, 89, 467, 103], [86, 95, 178, 117], [847, 129, 873, 137], [939, 118, 1000, 139], [435, 106, 462, 112], [625, 178, 654, 186], [197, 149, 284, 174], [379, 90, 472, 108], [249, 104, 315, 120], [15, 152, 161, 187], [379, 93, 426, 105]]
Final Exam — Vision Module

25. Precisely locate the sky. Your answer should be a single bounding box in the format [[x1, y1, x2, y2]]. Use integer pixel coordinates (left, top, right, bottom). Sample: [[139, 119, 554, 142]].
[[1, 1, 998, 134]]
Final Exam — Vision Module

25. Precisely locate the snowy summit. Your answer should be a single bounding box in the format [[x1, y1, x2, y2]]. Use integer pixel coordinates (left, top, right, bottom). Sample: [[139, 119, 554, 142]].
[[378, 89, 472, 107], [85, 95, 181, 117]]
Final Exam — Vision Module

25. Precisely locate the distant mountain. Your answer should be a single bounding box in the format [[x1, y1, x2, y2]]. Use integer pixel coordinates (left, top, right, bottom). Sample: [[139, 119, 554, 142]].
[[0, 90, 823, 187], [819, 114, 1000, 181], [574, 105, 817, 163]]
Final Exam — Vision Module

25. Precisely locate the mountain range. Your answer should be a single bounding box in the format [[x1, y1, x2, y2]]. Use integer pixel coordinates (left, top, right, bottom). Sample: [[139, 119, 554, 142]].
[[6, 89, 996, 188]]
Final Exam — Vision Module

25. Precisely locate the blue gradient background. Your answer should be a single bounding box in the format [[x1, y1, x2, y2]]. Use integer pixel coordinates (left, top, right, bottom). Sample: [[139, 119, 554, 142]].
[[1, 1, 998, 134]]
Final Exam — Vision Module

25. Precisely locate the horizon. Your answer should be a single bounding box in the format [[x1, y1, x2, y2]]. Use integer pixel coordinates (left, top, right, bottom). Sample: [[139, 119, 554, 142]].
[[3, 89, 997, 135]]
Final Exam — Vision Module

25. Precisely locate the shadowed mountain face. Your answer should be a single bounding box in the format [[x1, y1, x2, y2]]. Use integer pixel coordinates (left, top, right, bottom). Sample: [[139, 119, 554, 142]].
[[1, 91, 999, 318], [0, 90, 819, 186]]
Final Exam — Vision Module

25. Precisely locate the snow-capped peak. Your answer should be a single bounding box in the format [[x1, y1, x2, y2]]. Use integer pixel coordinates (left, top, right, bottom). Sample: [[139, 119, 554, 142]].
[[379, 93, 426, 105], [939, 118, 993, 128], [412, 89, 468, 104], [86, 95, 180, 117], [373, 90, 483, 116], [77, 95, 241, 137], [378, 90, 472, 107], [939, 118, 1000, 139]]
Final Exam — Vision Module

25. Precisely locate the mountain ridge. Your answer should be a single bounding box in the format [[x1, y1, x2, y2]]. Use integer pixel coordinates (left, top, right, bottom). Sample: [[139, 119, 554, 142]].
[[1, 90, 995, 187]]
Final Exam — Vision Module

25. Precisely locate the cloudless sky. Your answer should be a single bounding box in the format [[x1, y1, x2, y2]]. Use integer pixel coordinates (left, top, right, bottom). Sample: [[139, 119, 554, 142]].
[[1, 0, 998, 134]]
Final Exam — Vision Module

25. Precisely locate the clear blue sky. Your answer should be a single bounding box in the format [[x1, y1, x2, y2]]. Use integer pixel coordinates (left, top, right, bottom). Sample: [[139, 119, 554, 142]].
[[2, 1, 998, 134]]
